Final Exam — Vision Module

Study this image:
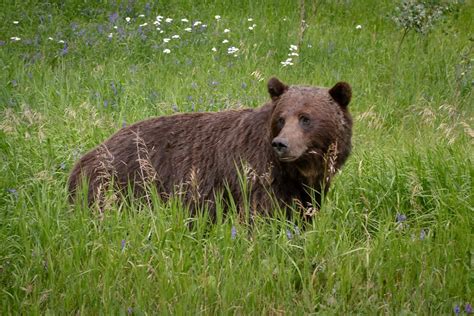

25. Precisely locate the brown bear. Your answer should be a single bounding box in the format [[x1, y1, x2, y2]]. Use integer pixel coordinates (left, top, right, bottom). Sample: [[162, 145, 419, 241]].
[[68, 77, 352, 220]]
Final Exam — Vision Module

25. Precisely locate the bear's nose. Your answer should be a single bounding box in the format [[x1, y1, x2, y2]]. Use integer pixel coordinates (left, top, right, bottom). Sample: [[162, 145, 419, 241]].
[[272, 138, 289, 155]]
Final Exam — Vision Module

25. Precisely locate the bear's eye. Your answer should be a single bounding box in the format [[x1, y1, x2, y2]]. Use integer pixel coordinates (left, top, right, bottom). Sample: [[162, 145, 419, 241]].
[[299, 115, 311, 127], [277, 117, 285, 129]]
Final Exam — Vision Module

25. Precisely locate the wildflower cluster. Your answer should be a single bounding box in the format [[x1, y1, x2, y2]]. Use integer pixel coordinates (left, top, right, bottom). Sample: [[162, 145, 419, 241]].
[[392, 0, 451, 35], [281, 44, 298, 67]]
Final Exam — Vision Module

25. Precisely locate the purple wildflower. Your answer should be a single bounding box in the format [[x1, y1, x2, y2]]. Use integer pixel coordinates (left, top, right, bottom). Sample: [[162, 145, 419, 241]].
[[110, 82, 118, 95], [7, 188, 18, 199], [420, 229, 426, 240], [286, 229, 293, 239], [70, 22, 78, 31], [0, 40, 5, 46], [396, 213, 407, 223], [11, 79, 17, 87], [127, 307, 133, 314], [122, 120, 127, 128], [97, 24, 104, 34], [59, 43, 68, 56], [121, 239, 126, 251], [466, 304, 472, 314], [109, 12, 119, 24], [241, 82, 247, 89], [104, 100, 109, 107], [454, 305, 460, 314], [172, 104, 178, 112], [231, 226, 237, 239]]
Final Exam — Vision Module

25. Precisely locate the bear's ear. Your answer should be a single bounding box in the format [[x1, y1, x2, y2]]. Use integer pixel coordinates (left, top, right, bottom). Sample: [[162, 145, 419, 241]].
[[329, 82, 352, 107], [268, 77, 288, 100]]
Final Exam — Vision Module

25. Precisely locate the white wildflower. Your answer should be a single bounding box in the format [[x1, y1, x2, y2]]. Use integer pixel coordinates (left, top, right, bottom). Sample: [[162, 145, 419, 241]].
[[165, 18, 173, 23], [163, 38, 170, 43], [113, 25, 118, 29], [153, 20, 160, 25], [288, 52, 299, 56], [160, 30, 164, 34], [138, 14, 145, 18], [212, 47, 217, 52], [215, 15, 221, 20], [163, 48, 171, 54], [281, 57, 294, 67], [184, 27, 192, 32], [248, 18, 253, 22], [193, 21, 202, 26], [125, 17, 131, 23], [222, 39, 229, 44], [156, 15, 163, 21], [228, 46, 239, 54], [58, 40, 65, 44], [171, 34, 180, 39], [48, 37, 54, 41], [224, 28, 230, 33], [108, 33, 113, 38], [139, 23, 148, 27], [13, 21, 19, 25], [181, 18, 189, 22], [356, 24, 362, 30], [289, 44, 298, 51], [201, 24, 207, 28], [10, 36, 21, 41]]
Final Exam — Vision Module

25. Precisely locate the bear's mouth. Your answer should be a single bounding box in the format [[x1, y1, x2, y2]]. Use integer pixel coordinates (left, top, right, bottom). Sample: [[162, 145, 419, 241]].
[[278, 156, 299, 162]]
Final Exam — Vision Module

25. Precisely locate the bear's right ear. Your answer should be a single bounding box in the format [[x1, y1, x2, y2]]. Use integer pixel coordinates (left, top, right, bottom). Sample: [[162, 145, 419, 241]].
[[329, 82, 352, 107], [268, 77, 288, 100]]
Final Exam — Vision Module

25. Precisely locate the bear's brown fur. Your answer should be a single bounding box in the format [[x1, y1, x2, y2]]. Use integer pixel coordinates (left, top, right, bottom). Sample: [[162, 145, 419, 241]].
[[68, 78, 353, 220]]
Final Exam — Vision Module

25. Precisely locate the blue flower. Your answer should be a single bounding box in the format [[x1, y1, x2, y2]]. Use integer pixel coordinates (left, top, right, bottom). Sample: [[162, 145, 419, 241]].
[[231, 226, 237, 239], [59, 43, 68, 56], [109, 12, 119, 24], [7, 188, 18, 199], [454, 305, 460, 314], [286, 229, 293, 239], [121, 239, 126, 251], [396, 213, 407, 223], [110, 82, 118, 96], [466, 304, 472, 314], [420, 229, 426, 240]]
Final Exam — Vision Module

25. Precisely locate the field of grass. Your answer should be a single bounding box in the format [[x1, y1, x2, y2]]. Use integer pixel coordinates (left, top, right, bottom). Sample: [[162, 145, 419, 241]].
[[1, 0, 473, 314]]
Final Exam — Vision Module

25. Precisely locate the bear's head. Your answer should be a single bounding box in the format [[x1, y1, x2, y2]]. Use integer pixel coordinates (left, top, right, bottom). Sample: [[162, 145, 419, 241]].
[[268, 77, 352, 171]]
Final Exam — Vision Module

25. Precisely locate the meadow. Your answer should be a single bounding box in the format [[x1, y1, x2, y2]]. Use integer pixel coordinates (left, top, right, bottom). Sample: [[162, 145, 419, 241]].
[[0, 0, 472, 314]]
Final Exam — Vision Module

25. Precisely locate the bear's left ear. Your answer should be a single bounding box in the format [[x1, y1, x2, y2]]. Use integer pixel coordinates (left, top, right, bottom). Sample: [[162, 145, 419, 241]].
[[329, 82, 352, 107], [268, 77, 289, 100]]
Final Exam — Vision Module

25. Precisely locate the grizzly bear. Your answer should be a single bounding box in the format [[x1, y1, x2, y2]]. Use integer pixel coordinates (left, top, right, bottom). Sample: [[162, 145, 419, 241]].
[[68, 77, 352, 220]]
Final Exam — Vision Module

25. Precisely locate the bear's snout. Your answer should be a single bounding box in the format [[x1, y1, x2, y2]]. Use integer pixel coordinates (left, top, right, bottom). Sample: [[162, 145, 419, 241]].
[[272, 137, 289, 156]]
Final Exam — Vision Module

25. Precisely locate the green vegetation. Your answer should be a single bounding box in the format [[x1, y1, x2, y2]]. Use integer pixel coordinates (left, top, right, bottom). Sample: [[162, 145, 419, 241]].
[[0, 0, 472, 314]]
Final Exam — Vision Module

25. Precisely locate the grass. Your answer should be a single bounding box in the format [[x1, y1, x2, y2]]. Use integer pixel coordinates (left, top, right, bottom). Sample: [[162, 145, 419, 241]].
[[0, 0, 473, 314]]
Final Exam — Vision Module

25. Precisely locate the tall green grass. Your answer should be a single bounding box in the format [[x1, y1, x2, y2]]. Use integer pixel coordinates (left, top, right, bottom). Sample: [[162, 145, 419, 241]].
[[1, 0, 472, 314]]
